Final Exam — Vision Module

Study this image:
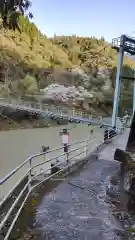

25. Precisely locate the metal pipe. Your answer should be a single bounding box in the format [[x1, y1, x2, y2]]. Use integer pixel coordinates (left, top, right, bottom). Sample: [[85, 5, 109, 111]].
[[112, 35, 125, 127], [31, 152, 86, 191], [0, 170, 29, 208], [4, 191, 30, 240], [31, 139, 97, 177], [0, 181, 30, 230], [33, 149, 86, 179], [0, 138, 95, 184], [0, 157, 32, 185]]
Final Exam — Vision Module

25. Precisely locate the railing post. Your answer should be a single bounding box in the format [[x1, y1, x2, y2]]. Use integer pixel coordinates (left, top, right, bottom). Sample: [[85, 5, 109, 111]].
[[28, 158, 32, 192], [107, 128, 110, 140], [43, 151, 46, 162], [40, 101, 42, 110], [72, 109, 75, 116], [60, 111, 63, 117], [66, 147, 69, 165], [57, 107, 60, 115], [84, 139, 87, 157], [100, 116, 103, 123], [66, 145, 71, 173], [0, 184, 3, 204]]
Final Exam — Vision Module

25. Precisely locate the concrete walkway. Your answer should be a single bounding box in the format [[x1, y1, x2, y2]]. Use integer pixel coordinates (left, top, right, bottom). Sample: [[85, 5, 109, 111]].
[[22, 158, 122, 240], [99, 128, 129, 161], [21, 130, 130, 239]]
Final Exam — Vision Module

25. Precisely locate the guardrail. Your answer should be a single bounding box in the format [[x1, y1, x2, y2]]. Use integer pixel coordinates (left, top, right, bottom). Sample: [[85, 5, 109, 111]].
[[0, 96, 130, 128], [0, 96, 102, 119], [0, 128, 121, 239]]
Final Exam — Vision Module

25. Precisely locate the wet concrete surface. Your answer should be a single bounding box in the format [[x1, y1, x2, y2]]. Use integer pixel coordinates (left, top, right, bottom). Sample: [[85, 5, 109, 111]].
[[99, 128, 129, 161], [24, 158, 124, 240]]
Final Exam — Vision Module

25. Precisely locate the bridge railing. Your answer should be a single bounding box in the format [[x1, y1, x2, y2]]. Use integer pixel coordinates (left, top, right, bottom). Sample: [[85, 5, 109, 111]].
[[0, 96, 132, 130], [0, 96, 132, 129], [0, 128, 120, 239], [0, 96, 107, 121]]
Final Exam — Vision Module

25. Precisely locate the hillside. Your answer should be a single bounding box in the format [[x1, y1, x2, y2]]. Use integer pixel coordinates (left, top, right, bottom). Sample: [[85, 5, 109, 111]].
[[0, 16, 134, 115]]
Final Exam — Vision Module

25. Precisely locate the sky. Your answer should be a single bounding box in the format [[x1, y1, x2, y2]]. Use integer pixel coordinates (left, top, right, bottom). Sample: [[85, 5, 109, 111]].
[[30, 0, 135, 42]]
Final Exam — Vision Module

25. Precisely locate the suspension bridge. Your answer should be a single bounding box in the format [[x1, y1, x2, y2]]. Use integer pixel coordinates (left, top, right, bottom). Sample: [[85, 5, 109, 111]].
[[0, 96, 126, 128], [0, 35, 135, 239]]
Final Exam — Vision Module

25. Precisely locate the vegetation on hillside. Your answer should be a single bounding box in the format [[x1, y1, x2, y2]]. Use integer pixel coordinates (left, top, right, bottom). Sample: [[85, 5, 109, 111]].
[[0, 13, 134, 113]]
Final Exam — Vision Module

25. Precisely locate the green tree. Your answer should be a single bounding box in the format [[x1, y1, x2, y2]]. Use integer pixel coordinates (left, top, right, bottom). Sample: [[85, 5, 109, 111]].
[[19, 74, 38, 96], [0, 0, 33, 30]]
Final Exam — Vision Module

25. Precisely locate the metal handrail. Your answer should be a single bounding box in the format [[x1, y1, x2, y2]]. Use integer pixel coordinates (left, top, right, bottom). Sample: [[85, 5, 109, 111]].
[[31, 138, 97, 180], [0, 124, 124, 185], [0, 137, 97, 223], [0, 138, 93, 185], [3, 191, 30, 240], [0, 129, 120, 189], [31, 149, 88, 191], [0, 170, 29, 209], [0, 137, 97, 207], [0, 157, 31, 185], [0, 181, 30, 230], [0, 128, 122, 239]]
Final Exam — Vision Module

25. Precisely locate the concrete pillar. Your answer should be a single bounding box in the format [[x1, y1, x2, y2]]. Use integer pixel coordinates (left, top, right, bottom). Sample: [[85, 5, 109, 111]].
[[112, 35, 125, 127]]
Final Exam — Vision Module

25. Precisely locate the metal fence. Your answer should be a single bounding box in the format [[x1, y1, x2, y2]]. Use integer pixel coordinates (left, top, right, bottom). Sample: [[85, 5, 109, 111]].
[[0, 96, 131, 128], [0, 128, 121, 240], [0, 96, 101, 119]]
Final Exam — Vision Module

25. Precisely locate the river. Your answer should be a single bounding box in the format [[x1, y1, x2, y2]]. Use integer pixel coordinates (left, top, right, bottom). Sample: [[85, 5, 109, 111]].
[[0, 123, 103, 180]]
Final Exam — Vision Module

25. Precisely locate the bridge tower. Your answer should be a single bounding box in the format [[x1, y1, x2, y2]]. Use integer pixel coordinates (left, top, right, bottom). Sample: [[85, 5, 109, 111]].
[[112, 35, 135, 127]]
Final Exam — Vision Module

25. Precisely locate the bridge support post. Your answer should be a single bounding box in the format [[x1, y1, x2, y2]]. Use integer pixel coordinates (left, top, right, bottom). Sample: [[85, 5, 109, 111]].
[[112, 35, 125, 127], [133, 71, 135, 115]]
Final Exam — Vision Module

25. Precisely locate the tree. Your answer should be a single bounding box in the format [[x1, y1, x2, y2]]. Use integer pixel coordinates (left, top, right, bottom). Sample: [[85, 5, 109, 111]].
[[19, 74, 38, 96], [0, 0, 33, 30]]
